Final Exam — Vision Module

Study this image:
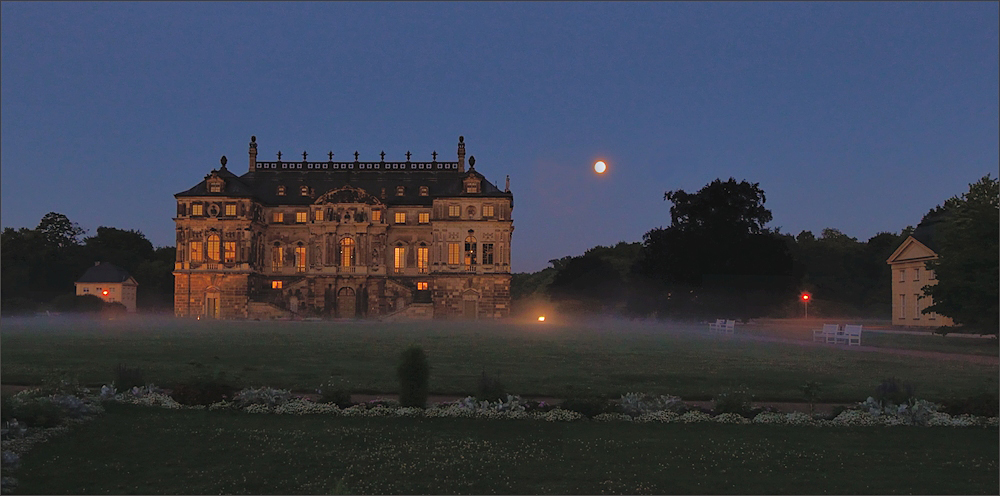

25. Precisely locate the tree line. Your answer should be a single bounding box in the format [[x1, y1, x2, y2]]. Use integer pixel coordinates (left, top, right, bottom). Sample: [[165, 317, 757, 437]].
[[513, 176, 998, 334], [1, 213, 175, 315]]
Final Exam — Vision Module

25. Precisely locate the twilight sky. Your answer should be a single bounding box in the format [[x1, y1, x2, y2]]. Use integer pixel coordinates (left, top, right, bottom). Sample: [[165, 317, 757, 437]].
[[2, 2, 997, 273]]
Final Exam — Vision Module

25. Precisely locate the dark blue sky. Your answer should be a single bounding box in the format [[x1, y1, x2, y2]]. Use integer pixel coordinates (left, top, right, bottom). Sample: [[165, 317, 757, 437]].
[[2, 2, 997, 272]]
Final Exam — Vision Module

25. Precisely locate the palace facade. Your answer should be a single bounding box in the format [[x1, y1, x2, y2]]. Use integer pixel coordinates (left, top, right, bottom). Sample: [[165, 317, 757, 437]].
[[173, 136, 513, 320]]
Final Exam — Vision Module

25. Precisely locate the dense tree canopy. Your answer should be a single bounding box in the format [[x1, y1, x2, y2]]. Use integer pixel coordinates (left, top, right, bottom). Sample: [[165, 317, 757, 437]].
[[1, 213, 175, 315], [922, 175, 999, 334]]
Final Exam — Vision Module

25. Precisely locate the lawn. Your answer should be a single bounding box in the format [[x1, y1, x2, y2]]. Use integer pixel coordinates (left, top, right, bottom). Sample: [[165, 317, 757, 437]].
[[10, 403, 999, 495], [1, 317, 996, 402]]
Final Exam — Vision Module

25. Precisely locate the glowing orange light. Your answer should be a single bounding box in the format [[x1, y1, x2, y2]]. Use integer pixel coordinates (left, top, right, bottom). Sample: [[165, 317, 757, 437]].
[[537, 316, 546, 322], [102, 290, 109, 296]]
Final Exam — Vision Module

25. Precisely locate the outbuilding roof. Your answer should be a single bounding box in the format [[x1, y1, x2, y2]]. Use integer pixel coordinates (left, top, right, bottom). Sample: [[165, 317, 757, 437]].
[[75, 262, 134, 284]]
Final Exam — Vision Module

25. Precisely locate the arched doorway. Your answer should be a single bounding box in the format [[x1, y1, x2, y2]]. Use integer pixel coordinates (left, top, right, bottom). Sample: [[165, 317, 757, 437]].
[[462, 289, 479, 320], [337, 287, 356, 318], [205, 288, 221, 319]]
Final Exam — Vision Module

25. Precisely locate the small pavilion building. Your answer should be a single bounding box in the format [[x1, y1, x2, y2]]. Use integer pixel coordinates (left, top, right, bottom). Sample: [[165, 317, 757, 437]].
[[75, 262, 139, 313]]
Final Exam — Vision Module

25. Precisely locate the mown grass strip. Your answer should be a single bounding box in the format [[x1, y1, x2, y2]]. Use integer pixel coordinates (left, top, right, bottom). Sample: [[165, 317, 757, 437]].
[[10, 403, 999, 495]]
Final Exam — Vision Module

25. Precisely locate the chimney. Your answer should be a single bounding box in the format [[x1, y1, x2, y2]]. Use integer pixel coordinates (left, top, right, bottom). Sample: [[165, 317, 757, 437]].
[[248, 135, 258, 172], [457, 135, 466, 172]]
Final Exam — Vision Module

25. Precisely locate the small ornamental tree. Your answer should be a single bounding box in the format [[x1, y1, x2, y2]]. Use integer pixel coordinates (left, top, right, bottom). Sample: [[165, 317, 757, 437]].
[[397, 345, 430, 408]]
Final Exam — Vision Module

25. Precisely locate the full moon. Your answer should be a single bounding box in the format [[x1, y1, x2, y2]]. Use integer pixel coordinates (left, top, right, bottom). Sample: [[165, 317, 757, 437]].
[[594, 160, 607, 174]]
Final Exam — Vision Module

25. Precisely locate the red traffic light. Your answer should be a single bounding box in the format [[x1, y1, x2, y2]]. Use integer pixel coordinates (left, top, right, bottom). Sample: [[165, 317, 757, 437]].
[[800, 292, 811, 302]]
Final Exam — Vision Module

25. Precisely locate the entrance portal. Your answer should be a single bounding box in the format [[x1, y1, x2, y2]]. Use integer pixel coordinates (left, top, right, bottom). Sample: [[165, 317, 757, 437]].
[[337, 287, 356, 318]]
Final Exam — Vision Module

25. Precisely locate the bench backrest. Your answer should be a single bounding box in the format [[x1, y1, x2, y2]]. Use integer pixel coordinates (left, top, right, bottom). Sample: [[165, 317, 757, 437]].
[[823, 324, 839, 333], [843, 324, 863, 336]]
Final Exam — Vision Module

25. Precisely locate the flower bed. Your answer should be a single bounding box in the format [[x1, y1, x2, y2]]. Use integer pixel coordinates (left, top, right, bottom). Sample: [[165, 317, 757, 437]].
[[93, 386, 1000, 428]]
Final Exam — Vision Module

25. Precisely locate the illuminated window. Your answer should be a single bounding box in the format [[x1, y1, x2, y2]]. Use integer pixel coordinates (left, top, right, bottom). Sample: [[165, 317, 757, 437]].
[[272, 212, 284, 223], [296, 211, 308, 223], [395, 212, 406, 224], [272, 242, 283, 271], [417, 281, 428, 291], [277, 186, 286, 196], [418, 212, 429, 224], [465, 181, 479, 193], [482, 243, 494, 265], [448, 205, 460, 217], [417, 246, 428, 273], [371, 209, 382, 222], [295, 244, 306, 273], [464, 236, 477, 270], [483, 205, 494, 217], [190, 241, 203, 262], [225, 204, 237, 216], [448, 243, 460, 265], [209, 183, 222, 193], [300, 186, 309, 196], [394, 246, 405, 271], [419, 186, 428, 196], [396, 186, 405, 196], [271, 280, 283, 289], [207, 234, 220, 261], [315, 209, 324, 221], [224, 241, 236, 263], [340, 238, 354, 267], [191, 204, 204, 216]]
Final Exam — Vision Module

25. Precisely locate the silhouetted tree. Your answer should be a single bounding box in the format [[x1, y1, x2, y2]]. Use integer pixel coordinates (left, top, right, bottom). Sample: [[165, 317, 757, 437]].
[[923, 175, 999, 335], [631, 178, 797, 319]]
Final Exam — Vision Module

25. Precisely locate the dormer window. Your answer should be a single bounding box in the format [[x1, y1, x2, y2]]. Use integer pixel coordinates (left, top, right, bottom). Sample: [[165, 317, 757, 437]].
[[464, 177, 480, 194], [419, 186, 429, 196], [207, 177, 225, 193], [396, 186, 405, 196], [277, 186, 286, 196], [300, 186, 309, 196]]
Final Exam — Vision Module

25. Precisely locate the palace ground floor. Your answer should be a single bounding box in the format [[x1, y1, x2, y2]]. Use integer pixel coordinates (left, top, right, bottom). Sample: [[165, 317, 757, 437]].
[[173, 271, 510, 320]]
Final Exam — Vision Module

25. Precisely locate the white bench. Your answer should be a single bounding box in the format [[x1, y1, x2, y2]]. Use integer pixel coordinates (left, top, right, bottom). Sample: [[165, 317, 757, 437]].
[[709, 319, 736, 334], [837, 324, 863, 346], [812, 324, 840, 344]]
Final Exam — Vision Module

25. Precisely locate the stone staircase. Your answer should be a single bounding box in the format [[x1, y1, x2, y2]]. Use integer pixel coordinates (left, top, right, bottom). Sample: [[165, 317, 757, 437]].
[[381, 302, 434, 322], [247, 301, 296, 320]]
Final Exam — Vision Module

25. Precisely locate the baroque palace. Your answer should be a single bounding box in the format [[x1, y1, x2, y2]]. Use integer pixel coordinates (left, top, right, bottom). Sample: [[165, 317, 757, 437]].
[[173, 136, 513, 320]]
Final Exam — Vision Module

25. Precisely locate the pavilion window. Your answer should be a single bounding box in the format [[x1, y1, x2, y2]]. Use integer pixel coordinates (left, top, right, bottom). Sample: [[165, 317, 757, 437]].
[[371, 209, 382, 222], [448, 242, 460, 265], [207, 234, 221, 261], [191, 203, 204, 216], [418, 212, 430, 224], [224, 241, 236, 263], [464, 236, 477, 270], [395, 212, 406, 224], [482, 243, 494, 265], [340, 238, 355, 267], [225, 203, 237, 216], [190, 241, 203, 262], [449, 205, 460, 217], [483, 205, 494, 217], [296, 211, 308, 223]]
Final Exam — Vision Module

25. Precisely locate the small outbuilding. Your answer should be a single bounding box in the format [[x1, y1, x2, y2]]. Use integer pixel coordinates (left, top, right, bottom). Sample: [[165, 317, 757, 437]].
[[75, 262, 138, 313]]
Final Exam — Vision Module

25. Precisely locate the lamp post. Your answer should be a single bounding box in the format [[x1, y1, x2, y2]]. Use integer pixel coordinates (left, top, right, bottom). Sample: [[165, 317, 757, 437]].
[[800, 292, 811, 319]]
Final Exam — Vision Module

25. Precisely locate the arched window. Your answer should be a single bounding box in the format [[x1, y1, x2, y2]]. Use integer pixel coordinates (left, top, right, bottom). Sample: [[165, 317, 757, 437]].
[[207, 234, 221, 261], [272, 242, 283, 271], [464, 236, 477, 270], [340, 238, 354, 268], [295, 243, 307, 273]]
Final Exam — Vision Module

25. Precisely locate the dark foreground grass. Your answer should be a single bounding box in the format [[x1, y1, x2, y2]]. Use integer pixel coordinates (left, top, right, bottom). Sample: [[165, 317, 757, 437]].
[[1, 317, 996, 402], [11, 403, 999, 495]]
